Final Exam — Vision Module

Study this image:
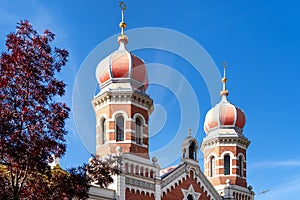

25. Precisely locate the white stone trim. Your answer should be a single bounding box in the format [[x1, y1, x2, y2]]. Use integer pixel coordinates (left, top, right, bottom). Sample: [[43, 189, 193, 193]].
[[214, 184, 252, 199], [161, 164, 221, 200], [127, 51, 132, 77], [94, 99, 151, 112], [237, 153, 246, 160], [181, 184, 201, 200], [133, 113, 146, 124], [97, 114, 108, 126], [111, 110, 129, 121], [220, 151, 234, 159], [126, 186, 155, 196], [123, 154, 153, 166]]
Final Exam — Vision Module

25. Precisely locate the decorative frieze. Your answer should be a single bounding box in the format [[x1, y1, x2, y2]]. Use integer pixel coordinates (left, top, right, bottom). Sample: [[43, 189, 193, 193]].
[[125, 177, 155, 190]]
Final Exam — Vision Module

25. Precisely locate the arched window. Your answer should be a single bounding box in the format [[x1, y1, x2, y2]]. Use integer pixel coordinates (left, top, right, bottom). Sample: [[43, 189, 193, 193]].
[[224, 155, 230, 175], [100, 118, 106, 144], [189, 141, 197, 160], [239, 155, 244, 177], [135, 117, 142, 144], [210, 156, 216, 177], [187, 194, 194, 200], [182, 149, 186, 159], [116, 115, 124, 141]]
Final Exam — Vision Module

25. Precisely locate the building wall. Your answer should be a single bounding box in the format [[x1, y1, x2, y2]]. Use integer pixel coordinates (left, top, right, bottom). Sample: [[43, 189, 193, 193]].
[[162, 173, 212, 200], [126, 188, 154, 200], [204, 145, 247, 187]]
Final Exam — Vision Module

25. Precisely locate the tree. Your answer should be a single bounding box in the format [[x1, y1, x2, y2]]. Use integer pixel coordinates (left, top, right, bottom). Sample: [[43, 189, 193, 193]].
[[0, 20, 76, 199], [0, 20, 122, 199], [23, 165, 90, 200], [86, 155, 122, 188]]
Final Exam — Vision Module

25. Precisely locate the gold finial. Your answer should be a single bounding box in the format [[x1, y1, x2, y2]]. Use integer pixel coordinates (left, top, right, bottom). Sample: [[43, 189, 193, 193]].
[[220, 61, 229, 96], [119, 1, 127, 35]]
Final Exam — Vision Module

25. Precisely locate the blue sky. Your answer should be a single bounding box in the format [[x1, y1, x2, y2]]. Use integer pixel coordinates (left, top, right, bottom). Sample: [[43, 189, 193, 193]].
[[0, 1, 299, 199]]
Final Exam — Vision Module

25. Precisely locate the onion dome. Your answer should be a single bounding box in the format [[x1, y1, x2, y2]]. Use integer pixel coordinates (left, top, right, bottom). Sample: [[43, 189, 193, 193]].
[[204, 95, 246, 134], [95, 36, 148, 91], [204, 63, 246, 134], [95, 2, 148, 92]]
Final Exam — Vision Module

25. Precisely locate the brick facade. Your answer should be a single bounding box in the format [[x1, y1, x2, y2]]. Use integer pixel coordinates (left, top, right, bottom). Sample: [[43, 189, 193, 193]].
[[162, 171, 212, 200], [126, 188, 154, 200]]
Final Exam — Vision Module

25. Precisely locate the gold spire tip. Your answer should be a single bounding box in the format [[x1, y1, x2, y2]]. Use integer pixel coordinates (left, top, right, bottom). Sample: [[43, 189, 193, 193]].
[[119, 1, 127, 35], [222, 61, 227, 83], [220, 61, 229, 96]]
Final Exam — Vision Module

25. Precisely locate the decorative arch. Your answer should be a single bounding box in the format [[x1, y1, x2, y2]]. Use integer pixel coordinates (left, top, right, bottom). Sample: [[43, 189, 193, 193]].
[[189, 167, 196, 178], [125, 163, 129, 173], [99, 117, 106, 144], [187, 194, 194, 200], [210, 156, 216, 177], [97, 113, 108, 126], [220, 151, 234, 158], [189, 141, 197, 160], [237, 152, 245, 159], [133, 113, 146, 124], [111, 110, 129, 120]]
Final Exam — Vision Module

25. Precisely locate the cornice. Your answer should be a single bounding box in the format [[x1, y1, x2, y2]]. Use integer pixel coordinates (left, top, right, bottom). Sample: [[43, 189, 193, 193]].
[[92, 89, 153, 112], [200, 135, 250, 152]]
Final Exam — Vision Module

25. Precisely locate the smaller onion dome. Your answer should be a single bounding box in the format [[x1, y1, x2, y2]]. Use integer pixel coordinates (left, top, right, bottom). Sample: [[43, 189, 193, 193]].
[[95, 35, 148, 92], [204, 96, 246, 134], [204, 62, 246, 134]]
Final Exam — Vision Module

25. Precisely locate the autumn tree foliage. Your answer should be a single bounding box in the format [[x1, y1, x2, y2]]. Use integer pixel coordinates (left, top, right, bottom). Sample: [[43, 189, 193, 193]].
[[0, 20, 87, 199], [87, 155, 122, 188], [22, 165, 90, 199], [0, 20, 122, 200]]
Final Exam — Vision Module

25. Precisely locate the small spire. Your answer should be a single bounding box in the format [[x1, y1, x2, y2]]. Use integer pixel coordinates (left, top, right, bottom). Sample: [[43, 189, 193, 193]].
[[220, 61, 229, 97], [119, 1, 127, 36]]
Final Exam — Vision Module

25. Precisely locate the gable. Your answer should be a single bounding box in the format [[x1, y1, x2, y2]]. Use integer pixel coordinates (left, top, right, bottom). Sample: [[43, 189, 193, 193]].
[[161, 163, 221, 200]]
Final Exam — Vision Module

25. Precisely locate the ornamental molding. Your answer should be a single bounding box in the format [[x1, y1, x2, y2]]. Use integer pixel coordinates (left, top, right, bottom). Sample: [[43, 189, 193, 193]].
[[214, 184, 253, 197], [122, 154, 154, 166], [100, 78, 145, 91], [200, 136, 250, 152], [181, 184, 201, 200], [161, 163, 187, 188], [125, 176, 155, 193], [92, 89, 153, 111], [161, 163, 222, 200]]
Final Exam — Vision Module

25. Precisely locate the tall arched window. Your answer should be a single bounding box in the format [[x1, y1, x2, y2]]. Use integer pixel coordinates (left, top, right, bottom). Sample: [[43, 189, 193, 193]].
[[135, 117, 142, 144], [189, 141, 197, 160], [187, 194, 194, 200], [224, 155, 230, 175], [239, 155, 244, 177], [116, 116, 124, 141], [210, 156, 216, 177], [100, 118, 106, 144]]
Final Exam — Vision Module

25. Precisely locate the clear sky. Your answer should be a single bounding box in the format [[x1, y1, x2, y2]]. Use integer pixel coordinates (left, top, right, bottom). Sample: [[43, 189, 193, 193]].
[[0, 1, 299, 199]]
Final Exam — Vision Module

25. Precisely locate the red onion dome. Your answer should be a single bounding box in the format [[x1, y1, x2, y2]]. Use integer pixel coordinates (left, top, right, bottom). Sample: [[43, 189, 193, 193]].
[[204, 96, 246, 134], [95, 35, 148, 92]]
